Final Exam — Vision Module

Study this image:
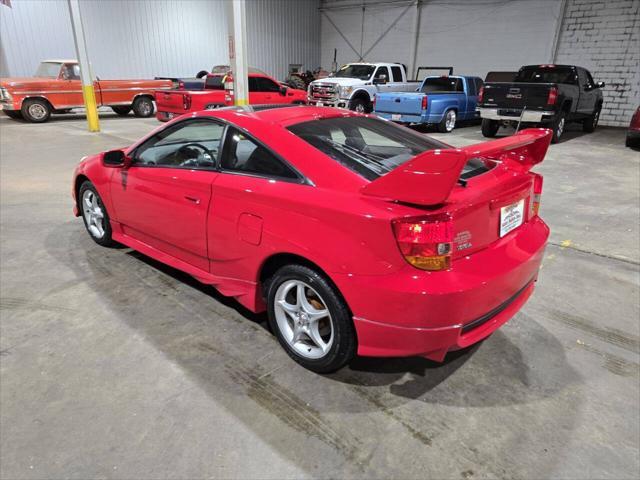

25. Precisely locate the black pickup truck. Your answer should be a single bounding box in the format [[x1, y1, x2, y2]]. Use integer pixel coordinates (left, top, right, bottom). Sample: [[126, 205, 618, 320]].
[[477, 64, 604, 143]]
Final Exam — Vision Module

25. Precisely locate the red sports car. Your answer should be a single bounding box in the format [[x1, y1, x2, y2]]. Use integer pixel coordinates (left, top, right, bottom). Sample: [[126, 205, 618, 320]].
[[72, 105, 550, 373]]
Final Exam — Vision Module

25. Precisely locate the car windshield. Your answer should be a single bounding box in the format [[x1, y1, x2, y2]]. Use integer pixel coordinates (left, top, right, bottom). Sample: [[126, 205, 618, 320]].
[[334, 64, 375, 80], [515, 66, 576, 84], [421, 77, 463, 93], [34, 62, 62, 78], [288, 116, 451, 180]]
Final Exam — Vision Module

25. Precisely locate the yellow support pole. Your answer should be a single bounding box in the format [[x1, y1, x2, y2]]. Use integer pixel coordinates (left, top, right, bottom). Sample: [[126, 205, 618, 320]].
[[68, 0, 100, 132]]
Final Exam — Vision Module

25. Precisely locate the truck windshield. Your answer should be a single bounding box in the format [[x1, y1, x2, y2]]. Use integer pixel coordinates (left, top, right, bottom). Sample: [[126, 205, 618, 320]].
[[421, 77, 463, 93], [334, 65, 375, 80], [34, 62, 62, 78], [288, 116, 450, 180], [515, 66, 576, 84]]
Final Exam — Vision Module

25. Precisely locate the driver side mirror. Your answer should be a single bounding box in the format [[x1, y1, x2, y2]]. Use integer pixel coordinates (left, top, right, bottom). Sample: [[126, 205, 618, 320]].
[[373, 74, 387, 85], [279, 85, 287, 95], [103, 149, 131, 168]]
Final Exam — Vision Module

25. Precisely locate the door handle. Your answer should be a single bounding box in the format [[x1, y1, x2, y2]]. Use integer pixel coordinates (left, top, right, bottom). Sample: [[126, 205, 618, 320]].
[[184, 195, 200, 204]]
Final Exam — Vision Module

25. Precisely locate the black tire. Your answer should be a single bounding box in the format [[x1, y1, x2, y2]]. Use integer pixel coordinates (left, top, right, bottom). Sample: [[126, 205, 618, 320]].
[[266, 264, 357, 373], [78, 181, 117, 247], [437, 109, 457, 133], [349, 96, 371, 114], [196, 70, 209, 79], [2, 110, 22, 120], [132, 96, 155, 117], [582, 104, 601, 133], [111, 106, 132, 116], [481, 118, 499, 137], [53, 108, 72, 114], [21, 98, 51, 123], [551, 111, 566, 143]]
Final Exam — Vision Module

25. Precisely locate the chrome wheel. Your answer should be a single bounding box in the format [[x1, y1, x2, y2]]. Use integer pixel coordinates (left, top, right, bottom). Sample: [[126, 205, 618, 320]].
[[556, 117, 565, 138], [445, 110, 456, 132], [139, 100, 152, 116], [354, 102, 366, 113], [273, 280, 334, 359], [28, 103, 47, 120], [82, 189, 105, 239], [593, 109, 600, 128]]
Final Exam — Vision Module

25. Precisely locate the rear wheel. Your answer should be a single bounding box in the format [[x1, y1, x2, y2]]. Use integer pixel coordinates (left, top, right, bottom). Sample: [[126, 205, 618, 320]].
[[438, 109, 457, 133], [582, 104, 601, 133], [551, 111, 566, 143], [2, 110, 22, 120], [481, 118, 499, 137], [266, 264, 356, 373], [21, 98, 51, 123], [111, 106, 132, 116], [132, 96, 154, 117], [78, 181, 116, 247]]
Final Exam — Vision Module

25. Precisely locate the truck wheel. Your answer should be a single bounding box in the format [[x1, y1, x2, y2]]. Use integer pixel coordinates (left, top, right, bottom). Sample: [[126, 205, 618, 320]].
[[21, 98, 51, 123], [196, 70, 209, 79], [551, 111, 566, 143], [111, 106, 131, 116], [132, 96, 155, 117], [349, 97, 371, 114], [582, 104, 601, 133], [2, 110, 22, 120], [481, 118, 499, 137], [438, 109, 457, 133]]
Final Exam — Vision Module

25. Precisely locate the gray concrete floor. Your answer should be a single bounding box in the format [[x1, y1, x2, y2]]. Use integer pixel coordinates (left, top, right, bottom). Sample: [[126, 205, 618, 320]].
[[1, 112, 638, 480]]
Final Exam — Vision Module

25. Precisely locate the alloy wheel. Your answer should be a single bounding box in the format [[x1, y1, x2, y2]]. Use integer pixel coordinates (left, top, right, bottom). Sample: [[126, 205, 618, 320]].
[[28, 103, 47, 120], [82, 190, 105, 239], [446, 110, 457, 132], [273, 279, 334, 359]]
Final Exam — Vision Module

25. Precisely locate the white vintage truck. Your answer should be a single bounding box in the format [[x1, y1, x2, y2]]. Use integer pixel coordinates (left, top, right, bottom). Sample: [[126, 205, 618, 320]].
[[307, 62, 419, 113]]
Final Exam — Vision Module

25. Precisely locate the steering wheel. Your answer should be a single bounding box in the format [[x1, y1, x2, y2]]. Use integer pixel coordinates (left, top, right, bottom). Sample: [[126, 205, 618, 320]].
[[176, 143, 215, 168]]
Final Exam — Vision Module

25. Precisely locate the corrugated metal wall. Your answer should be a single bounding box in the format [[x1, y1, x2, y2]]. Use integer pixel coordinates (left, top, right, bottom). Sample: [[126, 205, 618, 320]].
[[320, 0, 564, 78], [0, 0, 320, 81]]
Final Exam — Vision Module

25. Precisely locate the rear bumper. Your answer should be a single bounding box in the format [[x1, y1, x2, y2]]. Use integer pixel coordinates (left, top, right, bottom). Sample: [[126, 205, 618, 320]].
[[334, 217, 549, 360], [479, 107, 556, 123], [376, 111, 437, 124]]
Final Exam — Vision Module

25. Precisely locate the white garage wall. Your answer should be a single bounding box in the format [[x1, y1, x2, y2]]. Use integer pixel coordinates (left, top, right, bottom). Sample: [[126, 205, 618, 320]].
[[0, 0, 320, 81], [320, 0, 564, 77]]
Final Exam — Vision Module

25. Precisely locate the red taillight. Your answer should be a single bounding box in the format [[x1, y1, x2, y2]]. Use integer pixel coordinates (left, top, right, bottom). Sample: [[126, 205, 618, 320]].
[[182, 94, 191, 110], [178, 81, 185, 90], [421, 95, 428, 110], [392, 214, 453, 271], [478, 86, 484, 103], [531, 173, 543, 217], [547, 87, 558, 106]]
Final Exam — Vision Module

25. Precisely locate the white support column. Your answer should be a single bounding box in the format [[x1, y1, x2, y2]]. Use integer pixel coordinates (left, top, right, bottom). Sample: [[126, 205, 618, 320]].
[[409, 0, 422, 81], [67, 0, 99, 132], [226, 0, 249, 106]]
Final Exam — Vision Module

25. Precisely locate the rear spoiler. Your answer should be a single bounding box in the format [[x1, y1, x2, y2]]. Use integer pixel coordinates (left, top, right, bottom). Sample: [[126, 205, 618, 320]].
[[361, 128, 552, 206]]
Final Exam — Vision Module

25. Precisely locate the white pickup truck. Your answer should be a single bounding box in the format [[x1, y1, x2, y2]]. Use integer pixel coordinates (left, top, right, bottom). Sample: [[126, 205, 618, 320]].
[[307, 62, 419, 113]]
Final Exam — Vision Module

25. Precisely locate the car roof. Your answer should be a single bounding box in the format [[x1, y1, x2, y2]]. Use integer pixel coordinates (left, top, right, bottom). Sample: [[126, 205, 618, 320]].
[[197, 105, 357, 128]]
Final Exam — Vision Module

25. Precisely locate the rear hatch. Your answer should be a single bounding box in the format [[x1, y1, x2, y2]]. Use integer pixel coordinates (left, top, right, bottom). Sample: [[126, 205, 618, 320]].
[[375, 92, 425, 115], [481, 82, 555, 112]]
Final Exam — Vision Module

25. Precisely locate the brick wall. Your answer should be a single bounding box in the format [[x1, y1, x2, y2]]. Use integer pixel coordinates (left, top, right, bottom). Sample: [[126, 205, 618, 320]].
[[555, 0, 640, 127]]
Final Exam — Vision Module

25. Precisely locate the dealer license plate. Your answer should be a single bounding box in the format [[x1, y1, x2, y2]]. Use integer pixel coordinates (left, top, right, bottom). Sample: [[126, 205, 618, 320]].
[[500, 199, 525, 237], [391, 114, 402, 121]]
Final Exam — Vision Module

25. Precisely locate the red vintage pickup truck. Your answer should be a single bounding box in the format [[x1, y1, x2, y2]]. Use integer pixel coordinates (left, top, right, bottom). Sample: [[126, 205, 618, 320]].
[[155, 70, 307, 121], [0, 60, 172, 123]]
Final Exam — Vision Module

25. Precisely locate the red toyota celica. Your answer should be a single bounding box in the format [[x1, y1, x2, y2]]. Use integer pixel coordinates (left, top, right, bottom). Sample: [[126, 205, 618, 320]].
[[72, 105, 550, 373]]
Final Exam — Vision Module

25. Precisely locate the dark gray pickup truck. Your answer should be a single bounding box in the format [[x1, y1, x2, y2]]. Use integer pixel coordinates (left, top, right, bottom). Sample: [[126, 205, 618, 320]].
[[477, 64, 604, 143]]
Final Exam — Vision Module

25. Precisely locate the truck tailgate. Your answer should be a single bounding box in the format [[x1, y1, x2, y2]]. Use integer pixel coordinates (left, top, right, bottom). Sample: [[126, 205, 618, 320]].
[[155, 90, 189, 113], [482, 82, 554, 110], [376, 92, 425, 115]]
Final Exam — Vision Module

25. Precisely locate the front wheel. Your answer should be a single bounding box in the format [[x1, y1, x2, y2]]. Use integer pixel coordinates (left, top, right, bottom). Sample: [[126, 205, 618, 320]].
[[481, 118, 499, 137], [266, 265, 356, 373], [78, 181, 116, 247], [21, 98, 51, 123], [438, 109, 457, 133], [582, 104, 601, 133], [349, 97, 371, 114], [132, 96, 155, 117]]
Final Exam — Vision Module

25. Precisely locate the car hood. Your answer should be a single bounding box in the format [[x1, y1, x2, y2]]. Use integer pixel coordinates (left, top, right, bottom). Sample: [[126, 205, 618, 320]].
[[310, 77, 369, 87], [0, 77, 57, 89]]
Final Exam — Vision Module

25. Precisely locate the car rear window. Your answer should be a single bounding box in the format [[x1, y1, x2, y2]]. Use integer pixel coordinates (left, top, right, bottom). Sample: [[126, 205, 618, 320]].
[[515, 66, 576, 84], [288, 116, 457, 181], [420, 77, 463, 93], [205, 76, 225, 90]]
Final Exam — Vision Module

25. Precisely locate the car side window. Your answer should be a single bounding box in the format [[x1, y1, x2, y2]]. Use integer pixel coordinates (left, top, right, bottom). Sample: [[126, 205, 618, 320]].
[[256, 77, 281, 92], [220, 127, 298, 179], [374, 67, 390, 82], [134, 119, 224, 169], [248, 77, 259, 92], [390, 66, 403, 82]]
